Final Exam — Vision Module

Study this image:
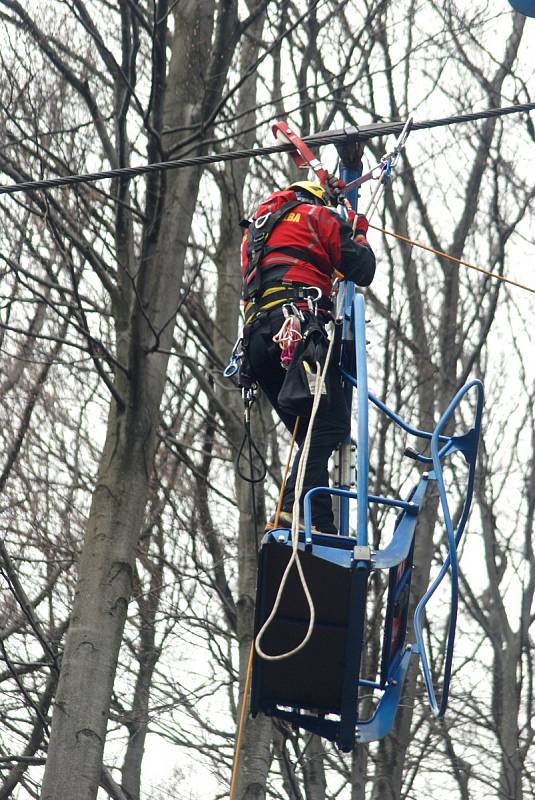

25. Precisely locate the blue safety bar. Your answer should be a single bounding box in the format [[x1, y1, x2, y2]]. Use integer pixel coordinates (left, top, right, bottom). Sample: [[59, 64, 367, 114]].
[[300, 282, 483, 725], [337, 160, 361, 535], [413, 379, 484, 716], [354, 295, 369, 549]]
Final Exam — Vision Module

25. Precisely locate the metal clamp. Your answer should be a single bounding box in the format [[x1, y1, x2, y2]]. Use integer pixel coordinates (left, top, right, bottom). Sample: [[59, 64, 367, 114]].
[[353, 545, 371, 562]]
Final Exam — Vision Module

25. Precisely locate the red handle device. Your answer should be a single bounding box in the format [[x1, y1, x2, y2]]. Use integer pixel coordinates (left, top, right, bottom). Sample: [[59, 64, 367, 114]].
[[272, 121, 329, 185], [273, 120, 359, 223]]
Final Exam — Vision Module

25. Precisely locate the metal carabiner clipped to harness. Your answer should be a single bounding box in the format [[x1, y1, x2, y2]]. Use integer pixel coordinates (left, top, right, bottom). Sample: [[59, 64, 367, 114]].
[[305, 286, 322, 315], [223, 336, 243, 378]]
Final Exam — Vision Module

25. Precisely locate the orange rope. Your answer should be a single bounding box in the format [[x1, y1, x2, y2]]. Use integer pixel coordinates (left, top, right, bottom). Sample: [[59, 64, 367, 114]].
[[229, 417, 300, 796], [268, 416, 300, 529], [229, 642, 254, 800], [369, 222, 535, 295]]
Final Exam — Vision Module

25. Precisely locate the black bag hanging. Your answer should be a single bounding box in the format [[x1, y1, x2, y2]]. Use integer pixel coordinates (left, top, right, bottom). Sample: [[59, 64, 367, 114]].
[[277, 317, 330, 416]]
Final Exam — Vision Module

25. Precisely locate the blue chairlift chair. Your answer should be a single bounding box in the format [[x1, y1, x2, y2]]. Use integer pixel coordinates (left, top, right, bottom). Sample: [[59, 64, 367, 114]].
[[250, 160, 483, 748]]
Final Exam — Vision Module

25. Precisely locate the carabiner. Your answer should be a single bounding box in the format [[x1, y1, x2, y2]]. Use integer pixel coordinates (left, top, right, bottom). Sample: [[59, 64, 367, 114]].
[[305, 286, 322, 315], [223, 356, 240, 378], [281, 303, 293, 318], [382, 159, 392, 184], [224, 336, 243, 378]]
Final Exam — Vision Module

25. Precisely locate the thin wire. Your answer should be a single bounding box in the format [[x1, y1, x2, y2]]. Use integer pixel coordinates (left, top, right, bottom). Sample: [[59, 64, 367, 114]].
[[0, 102, 534, 196], [369, 223, 535, 295]]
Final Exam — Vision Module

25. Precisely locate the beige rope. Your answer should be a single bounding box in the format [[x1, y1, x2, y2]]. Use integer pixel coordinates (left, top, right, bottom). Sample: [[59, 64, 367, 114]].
[[255, 326, 336, 661], [268, 416, 300, 530], [229, 416, 302, 796]]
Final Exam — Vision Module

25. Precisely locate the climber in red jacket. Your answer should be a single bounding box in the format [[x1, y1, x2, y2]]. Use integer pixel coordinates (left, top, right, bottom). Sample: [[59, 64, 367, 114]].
[[241, 180, 375, 535]]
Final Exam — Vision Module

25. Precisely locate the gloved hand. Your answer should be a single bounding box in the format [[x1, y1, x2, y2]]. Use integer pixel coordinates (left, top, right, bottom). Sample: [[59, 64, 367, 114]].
[[353, 213, 370, 246], [344, 209, 367, 228], [326, 174, 346, 204], [353, 213, 369, 235]]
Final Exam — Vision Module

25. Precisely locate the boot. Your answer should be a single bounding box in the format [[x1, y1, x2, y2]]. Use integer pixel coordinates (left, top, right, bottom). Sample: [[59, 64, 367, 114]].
[[265, 511, 322, 534]]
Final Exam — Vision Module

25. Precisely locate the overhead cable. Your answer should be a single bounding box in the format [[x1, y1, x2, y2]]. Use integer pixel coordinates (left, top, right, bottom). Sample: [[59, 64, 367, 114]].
[[0, 101, 534, 197]]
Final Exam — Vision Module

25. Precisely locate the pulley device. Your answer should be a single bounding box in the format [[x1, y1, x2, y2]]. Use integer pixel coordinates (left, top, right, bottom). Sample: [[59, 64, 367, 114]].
[[248, 121, 483, 750]]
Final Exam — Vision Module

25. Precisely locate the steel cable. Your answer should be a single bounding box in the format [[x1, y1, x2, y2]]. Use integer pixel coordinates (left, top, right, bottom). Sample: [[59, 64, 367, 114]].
[[0, 101, 533, 196]]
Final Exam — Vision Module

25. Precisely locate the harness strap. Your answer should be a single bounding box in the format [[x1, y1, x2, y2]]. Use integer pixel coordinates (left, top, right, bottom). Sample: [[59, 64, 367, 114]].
[[243, 200, 302, 300], [263, 244, 327, 273], [244, 284, 333, 326]]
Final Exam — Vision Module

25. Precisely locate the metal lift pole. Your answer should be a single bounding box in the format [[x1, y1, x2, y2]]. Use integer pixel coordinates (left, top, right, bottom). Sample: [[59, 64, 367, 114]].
[[335, 136, 364, 536]]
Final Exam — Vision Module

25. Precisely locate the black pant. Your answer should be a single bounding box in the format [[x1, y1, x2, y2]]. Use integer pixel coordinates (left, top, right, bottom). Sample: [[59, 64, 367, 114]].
[[246, 308, 350, 534]]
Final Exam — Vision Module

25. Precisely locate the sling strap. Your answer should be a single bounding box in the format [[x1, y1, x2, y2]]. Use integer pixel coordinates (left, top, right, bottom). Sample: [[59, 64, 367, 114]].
[[262, 245, 328, 273], [243, 200, 302, 301]]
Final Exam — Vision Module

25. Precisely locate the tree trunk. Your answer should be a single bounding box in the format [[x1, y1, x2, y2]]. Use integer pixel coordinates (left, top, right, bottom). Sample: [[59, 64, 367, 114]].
[[120, 528, 165, 800], [41, 2, 240, 797], [209, 4, 274, 796]]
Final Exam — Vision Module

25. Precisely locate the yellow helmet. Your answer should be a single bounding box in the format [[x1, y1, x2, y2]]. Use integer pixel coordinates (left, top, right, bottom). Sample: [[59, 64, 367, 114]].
[[287, 180, 328, 205]]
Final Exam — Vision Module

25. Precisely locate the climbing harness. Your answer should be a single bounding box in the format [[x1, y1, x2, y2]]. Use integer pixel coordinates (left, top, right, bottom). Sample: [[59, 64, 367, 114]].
[[242, 199, 302, 301], [244, 283, 332, 326]]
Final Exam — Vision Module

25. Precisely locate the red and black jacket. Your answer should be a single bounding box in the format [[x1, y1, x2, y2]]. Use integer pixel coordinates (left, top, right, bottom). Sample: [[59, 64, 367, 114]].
[[241, 189, 375, 302]]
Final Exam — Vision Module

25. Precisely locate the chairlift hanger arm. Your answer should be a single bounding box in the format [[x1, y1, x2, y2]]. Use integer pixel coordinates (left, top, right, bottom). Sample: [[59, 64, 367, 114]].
[[340, 115, 413, 195]]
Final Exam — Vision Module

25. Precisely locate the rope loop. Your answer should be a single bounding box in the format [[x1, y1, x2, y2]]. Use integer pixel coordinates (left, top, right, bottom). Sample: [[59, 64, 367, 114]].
[[236, 419, 267, 484], [255, 324, 336, 661]]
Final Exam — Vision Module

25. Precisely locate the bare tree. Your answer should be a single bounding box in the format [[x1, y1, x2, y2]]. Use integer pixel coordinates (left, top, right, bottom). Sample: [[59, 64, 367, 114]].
[[0, 1, 534, 799]]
